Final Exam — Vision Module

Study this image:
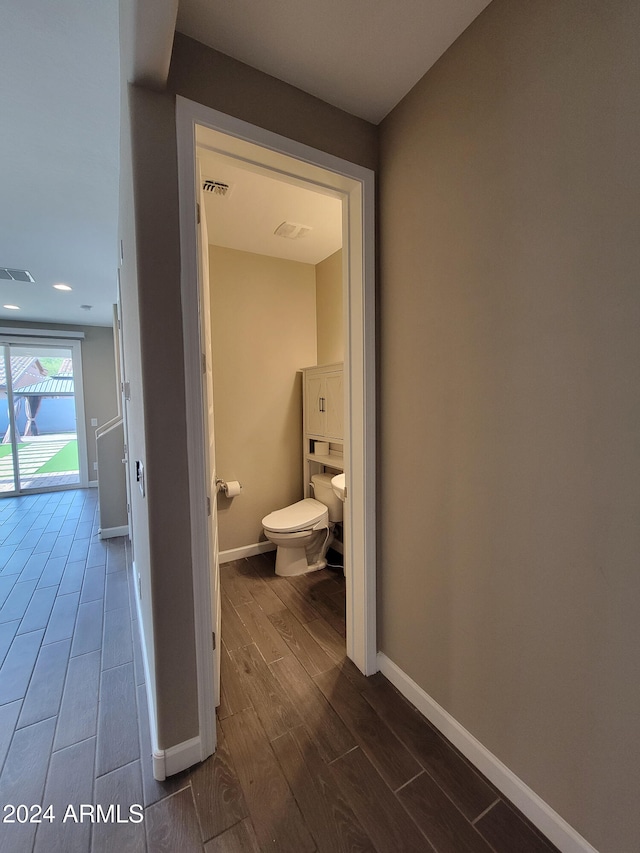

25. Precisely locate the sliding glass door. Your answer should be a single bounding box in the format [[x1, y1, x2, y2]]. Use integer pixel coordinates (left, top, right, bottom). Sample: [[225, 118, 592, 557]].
[[0, 337, 87, 495]]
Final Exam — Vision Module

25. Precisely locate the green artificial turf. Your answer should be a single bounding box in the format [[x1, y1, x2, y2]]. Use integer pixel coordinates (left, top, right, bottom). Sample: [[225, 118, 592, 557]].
[[36, 440, 79, 474], [0, 443, 26, 458]]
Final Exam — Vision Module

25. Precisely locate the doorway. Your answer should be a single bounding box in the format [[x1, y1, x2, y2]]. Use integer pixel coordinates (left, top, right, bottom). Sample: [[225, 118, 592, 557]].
[[176, 98, 376, 760], [0, 336, 88, 495]]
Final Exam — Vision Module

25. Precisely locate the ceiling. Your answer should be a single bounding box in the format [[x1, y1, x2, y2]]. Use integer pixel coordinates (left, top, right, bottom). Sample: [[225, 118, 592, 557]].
[[199, 151, 342, 265], [177, 0, 492, 123], [0, 0, 491, 329]]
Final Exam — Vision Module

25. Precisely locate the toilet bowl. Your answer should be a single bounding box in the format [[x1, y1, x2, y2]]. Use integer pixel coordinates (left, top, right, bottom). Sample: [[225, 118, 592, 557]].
[[262, 473, 343, 576]]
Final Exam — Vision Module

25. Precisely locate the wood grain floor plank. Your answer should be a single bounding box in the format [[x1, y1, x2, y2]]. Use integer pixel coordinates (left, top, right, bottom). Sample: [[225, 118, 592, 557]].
[[330, 747, 430, 853], [93, 760, 146, 853], [219, 642, 252, 717], [96, 662, 139, 776], [240, 559, 286, 614], [221, 707, 315, 853], [0, 717, 56, 853], [308, 590, 346, 637], [475, 800, 560, 853], [398, 771, 496, 853], [268, 575, 322, 623], [43, 591, 80, 645], [145, 786, 203, 853], [54, 649, 101, 750], [36, 556, 67, 589], [0, 578, 37, 623], [102, 605, 133, 670], [16, 584, 57, 634], [0, 699, 21, 771], [364, 677, 497, 820], [190, 721, 248, 842], [203, 817, 260, 853], [80, 564, 106, 603], [220, 591, 251, 651], [272, 726, 374, 853], [71, 598, 103, 657], [220, 561, 254, 606], [17, 637, 71, 728], [270, 653, 355, 763], [0, 627, 44, 703], [229, 643, 301, 740], [234, 599, 290, 664], [315, 667, 421, 791], [269, 608, 334, 675], [34, 736, 96, 853]]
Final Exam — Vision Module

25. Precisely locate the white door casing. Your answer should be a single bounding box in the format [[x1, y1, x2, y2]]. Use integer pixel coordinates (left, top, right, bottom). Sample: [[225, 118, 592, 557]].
[[176, 96, 376, 763]]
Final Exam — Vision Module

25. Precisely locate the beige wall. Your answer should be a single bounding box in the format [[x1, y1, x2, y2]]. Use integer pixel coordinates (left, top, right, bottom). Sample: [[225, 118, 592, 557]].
[[379, 2, 640, 851], [1, 320, 118, 482], [121, 83, 199, 749], [209, 246, 317, 551], [168, 34, 378, 172], [315, 249, 343, 364]]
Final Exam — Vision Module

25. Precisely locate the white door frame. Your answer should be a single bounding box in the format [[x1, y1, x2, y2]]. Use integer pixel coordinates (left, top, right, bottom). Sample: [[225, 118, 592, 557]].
[[176, 96, 377, 760]]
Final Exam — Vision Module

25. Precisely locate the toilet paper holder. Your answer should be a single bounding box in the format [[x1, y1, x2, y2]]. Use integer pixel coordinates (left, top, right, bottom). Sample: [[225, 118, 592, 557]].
[[216, 478, 242, 497]]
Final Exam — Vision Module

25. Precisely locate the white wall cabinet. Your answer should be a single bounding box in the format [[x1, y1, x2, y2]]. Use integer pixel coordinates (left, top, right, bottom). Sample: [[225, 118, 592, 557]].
[[302, 363, 344, 498], [304, 364, 343, 440]]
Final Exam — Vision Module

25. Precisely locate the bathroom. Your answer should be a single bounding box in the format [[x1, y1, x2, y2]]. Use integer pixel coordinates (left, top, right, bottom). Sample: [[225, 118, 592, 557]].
[[200, 152, 346, 582]]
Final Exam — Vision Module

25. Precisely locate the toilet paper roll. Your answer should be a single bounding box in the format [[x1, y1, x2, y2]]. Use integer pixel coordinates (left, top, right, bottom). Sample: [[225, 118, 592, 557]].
[[223, 480, 242, 497], [315, 441, 330, 456]]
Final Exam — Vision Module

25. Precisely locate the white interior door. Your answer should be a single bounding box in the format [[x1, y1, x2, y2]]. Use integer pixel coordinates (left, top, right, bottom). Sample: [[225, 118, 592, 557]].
[[197, 160, 221, 709]]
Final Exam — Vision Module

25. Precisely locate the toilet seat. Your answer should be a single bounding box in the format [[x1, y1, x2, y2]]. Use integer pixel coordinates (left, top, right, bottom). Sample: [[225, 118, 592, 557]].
[[262, 498, 328, 533]]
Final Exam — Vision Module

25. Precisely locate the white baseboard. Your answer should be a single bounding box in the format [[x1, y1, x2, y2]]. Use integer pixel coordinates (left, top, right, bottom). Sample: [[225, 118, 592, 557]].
[[132, 561, 203, 781], [99, 524, 129, 539], [88, 479, 98, 488], [219, 541, 276, 564], [377, 653, 599, 853]]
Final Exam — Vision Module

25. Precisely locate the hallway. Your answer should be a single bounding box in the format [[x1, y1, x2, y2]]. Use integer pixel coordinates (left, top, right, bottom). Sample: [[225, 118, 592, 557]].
[[0, 489, 558, 852]]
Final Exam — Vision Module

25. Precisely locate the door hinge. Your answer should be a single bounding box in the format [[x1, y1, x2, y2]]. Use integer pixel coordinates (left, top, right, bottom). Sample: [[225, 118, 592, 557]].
[[212, 631, 216, 650], [207, 496, 211, 516], [202, 352, 206, 374], [197, 203, 201, 225]]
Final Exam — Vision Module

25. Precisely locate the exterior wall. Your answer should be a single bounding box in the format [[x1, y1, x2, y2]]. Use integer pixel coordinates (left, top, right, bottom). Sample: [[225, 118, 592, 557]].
[[378, 2, 640, 851], [209, 246, 317, 551], [316, 249, 343, 365]]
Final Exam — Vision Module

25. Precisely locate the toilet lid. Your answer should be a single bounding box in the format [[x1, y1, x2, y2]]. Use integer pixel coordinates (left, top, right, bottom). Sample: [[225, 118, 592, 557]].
[[262, 498, 328, 533]]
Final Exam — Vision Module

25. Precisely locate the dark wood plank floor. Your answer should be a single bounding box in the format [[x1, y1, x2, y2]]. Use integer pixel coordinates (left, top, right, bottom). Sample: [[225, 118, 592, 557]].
[[0, 489, 560, 853]]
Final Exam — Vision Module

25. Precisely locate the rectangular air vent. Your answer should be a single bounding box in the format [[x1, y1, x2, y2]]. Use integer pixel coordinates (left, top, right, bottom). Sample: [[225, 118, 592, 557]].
[[0, 268, 35, 282], [202, 179, 232, 197]]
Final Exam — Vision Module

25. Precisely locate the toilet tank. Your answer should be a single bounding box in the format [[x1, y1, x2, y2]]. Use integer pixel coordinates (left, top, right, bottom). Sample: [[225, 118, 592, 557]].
[[311, 473, 343, 522]]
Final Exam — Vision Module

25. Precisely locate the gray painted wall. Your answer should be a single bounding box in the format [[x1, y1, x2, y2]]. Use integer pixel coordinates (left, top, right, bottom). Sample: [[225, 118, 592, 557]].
[[379, 2, 640, 850]]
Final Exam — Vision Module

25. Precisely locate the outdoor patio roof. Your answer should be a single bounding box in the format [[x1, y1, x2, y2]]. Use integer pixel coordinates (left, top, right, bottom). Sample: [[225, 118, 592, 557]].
[[14, 376, 74, 397]]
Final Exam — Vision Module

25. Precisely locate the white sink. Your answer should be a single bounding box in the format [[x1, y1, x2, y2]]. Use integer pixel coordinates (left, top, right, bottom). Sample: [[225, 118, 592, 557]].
[[331, 473, 346, 501]]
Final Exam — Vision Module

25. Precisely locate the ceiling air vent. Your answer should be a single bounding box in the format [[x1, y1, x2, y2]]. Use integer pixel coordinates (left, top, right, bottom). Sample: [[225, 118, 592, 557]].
[[274, 221, 313, 240], [202, 179, 232, 197], [0, 267, 35, 282]]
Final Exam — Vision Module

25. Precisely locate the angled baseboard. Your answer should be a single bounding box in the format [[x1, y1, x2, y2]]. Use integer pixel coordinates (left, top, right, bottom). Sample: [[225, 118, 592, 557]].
[[219, 541, 276, 564], [377, 653, 599, 853], [99, 524, 129, 540]]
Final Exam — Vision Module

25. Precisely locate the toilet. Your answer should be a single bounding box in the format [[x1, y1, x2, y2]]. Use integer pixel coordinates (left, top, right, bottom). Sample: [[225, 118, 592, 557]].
[[262, 473, 343, 576]]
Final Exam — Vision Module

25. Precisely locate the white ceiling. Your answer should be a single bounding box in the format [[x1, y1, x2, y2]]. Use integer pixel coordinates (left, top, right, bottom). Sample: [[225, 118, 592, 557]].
[[0, 0, 492, 329], [200, 152, 342, 265], [0, 0, 121, 328], [177, 0, 492, 123]]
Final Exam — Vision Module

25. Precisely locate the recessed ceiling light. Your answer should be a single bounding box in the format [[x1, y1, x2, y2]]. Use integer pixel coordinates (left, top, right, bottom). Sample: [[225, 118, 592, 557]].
[[3, 304, 20, 310], [53, 283, 72, 291]]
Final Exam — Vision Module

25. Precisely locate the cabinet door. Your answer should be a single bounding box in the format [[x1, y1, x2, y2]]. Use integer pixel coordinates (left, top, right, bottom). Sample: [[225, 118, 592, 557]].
[[324, 371, 344, 439], [305, 374, 325, 437]]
